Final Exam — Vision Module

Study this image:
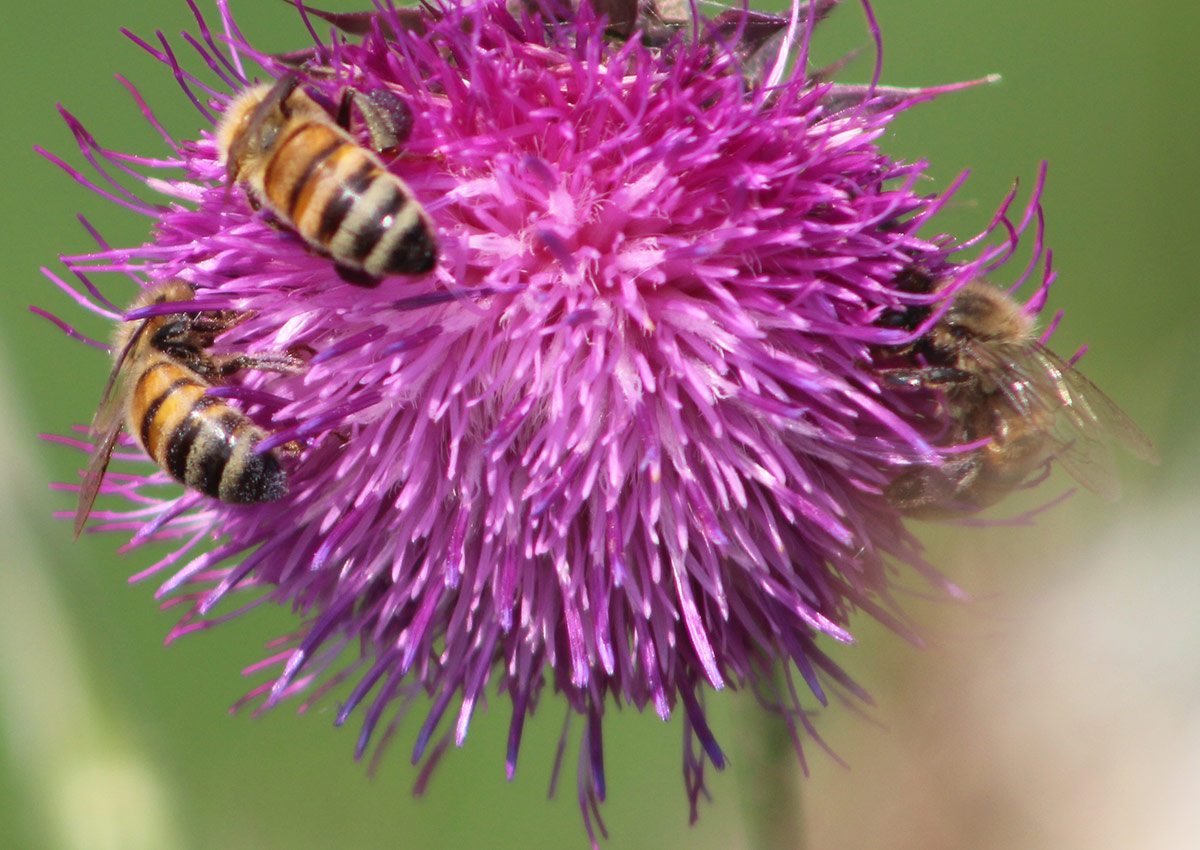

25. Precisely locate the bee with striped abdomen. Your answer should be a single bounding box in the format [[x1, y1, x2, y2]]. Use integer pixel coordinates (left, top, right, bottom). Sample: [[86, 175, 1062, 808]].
[[74, 281, 301, 538], [216, 74, 437, 286], [875, 272, 1157, 518]]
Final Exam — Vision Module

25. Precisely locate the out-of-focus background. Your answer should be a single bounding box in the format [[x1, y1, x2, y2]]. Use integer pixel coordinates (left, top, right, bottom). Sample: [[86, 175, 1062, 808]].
[[2, 1, 1196, 848]]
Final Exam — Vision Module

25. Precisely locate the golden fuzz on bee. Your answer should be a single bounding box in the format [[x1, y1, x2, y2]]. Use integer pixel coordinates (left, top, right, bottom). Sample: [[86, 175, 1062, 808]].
[[877, 276, 1157, 518], [75, 281, 295, 538], [216, 75, 437, 282]]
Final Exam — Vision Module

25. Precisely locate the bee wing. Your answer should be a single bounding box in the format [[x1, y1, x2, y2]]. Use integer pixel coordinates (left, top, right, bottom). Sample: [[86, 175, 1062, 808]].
[[73, 319, 149, 539], [1033, 345, 1159, 500], [73, 399, 127, 539], [1045, 416, 1123, 502], [1030, 345, 1159, 463], [973, 341, 1156, 501]]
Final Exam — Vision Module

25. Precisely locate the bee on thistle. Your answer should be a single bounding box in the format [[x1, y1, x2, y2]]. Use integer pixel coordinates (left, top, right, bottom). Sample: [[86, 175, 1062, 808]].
[[876, 272, 1157, 518], [74, 281, 302, 538], [217, 74, 437, 286]]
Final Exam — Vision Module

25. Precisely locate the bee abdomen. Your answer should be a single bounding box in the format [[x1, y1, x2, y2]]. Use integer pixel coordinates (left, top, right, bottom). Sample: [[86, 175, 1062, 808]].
[[265, 123, 436, 277], [167, 407, 288, 502], [341, 176, 436, 276], [265, 122, 347, 223], [132, 361, 287, 503]]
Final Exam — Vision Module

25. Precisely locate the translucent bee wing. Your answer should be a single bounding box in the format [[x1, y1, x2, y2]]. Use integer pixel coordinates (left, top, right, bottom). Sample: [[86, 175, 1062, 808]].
[[73, 400, 127, 539], [1030, 345, 1159, 464], [970, 341, 1062, 421], [73, 319, 149, 539], [1034, 345, 1159, 500], [971, 340, 1156, 501], [1051, 435, 1121, 500]]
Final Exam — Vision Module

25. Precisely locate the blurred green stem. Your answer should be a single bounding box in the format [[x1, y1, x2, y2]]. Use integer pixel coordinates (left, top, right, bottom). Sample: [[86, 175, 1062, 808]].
[[738, 687, 805, 849]]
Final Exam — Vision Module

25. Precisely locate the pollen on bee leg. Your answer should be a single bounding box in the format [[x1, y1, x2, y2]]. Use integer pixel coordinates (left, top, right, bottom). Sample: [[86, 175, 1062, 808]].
[[346, 88, 414, 155], [211, 351, 308, 377]]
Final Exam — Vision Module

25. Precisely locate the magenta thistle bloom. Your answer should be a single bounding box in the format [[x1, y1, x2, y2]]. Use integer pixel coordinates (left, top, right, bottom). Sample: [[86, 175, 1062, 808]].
[[43, 0, 1059, 840]]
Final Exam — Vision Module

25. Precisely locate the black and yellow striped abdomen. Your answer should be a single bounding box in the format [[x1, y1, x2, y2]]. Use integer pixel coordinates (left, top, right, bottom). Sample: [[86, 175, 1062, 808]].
[[259, 120, 436, 277], [128, 359, 287, 503]]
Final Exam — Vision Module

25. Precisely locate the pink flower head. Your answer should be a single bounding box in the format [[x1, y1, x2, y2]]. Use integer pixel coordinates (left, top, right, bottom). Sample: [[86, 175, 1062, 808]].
[[42, 0, 1061, 841]]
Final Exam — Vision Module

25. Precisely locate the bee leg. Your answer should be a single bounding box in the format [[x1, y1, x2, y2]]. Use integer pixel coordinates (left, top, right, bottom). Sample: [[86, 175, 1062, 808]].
[[186, 311, 244, 334], [335, 85, 354, 130], [212, 352, 308, 377], [876, 365, 974, 390], [334, 263, 383, 288], [340, 87, 414, 156], [262, 73, 301, 119], [885, 453, 985, 518], [151, 315, 241, 371]]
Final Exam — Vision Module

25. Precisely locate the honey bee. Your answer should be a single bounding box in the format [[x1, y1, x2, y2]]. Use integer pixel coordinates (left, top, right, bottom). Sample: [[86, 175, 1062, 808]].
[[876, 272, 1157, 518], [216, 74, 436, 286], [74, 281, 300, 538]]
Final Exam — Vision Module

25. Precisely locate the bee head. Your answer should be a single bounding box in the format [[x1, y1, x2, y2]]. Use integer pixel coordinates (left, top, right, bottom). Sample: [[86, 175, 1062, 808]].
[[943, 280, 1033, 344], [877, 265, 938, 335]]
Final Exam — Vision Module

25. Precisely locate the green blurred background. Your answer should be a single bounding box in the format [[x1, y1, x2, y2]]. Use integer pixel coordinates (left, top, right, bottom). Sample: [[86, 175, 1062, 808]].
[[2, 1, 1196, 848]]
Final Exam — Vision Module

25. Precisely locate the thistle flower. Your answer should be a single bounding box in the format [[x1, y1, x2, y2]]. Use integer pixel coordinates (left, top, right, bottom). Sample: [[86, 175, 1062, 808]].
[[43, 0, 1059, 841]]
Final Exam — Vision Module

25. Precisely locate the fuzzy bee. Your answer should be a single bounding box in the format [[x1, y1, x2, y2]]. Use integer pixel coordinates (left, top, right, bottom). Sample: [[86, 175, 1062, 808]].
[[876, 272, 1157, 518], [216, 74, 436, 286], [74, 281, 300, 538]]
